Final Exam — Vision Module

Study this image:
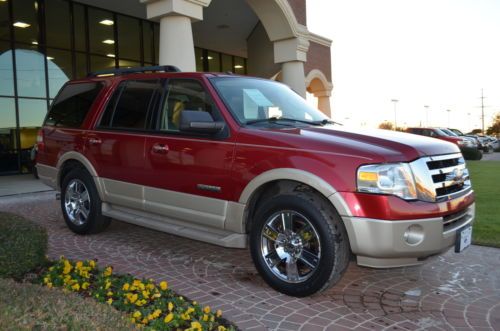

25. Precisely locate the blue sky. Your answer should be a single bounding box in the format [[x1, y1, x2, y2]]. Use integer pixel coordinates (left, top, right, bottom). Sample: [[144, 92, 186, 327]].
[[307, 0, 500, 131]]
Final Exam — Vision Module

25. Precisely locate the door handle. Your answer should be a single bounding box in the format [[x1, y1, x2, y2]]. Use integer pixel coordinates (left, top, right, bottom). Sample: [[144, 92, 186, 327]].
[[151, 143, 169, 154], [87, 137, 102, 145]]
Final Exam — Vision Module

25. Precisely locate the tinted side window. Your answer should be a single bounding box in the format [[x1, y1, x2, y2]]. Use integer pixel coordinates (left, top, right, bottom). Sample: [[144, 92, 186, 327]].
[[158, 79, 219, 132], [45, 82, 103, 127], [100, 80, 161, 130]]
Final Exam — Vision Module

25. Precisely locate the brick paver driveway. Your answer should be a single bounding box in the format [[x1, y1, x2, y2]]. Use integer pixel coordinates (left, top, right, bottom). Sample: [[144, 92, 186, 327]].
[[1, 192, 499, 331]]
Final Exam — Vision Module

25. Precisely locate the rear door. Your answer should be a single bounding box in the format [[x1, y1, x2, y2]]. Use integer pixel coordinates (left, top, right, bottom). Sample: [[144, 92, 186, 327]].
[[143, 78, 235, 229], [85, 79, 162, 210]]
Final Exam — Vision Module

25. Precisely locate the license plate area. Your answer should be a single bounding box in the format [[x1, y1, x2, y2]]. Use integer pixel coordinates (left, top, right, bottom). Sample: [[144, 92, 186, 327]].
[[455, 225, 472, 253]]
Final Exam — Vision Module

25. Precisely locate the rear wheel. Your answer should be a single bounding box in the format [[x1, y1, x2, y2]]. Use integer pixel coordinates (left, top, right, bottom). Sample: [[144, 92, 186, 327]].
[[61, 168, 110, 234], [250, 192, 350, 297]]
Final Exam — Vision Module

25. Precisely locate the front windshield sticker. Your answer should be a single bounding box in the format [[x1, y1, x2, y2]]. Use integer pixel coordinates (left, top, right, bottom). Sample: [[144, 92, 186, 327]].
[[243, 89, 274, 119]]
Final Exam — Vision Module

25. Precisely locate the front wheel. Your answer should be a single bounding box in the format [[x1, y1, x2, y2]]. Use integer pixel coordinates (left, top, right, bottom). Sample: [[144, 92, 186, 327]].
[[60, 168, 110, 234], [250, 192, 350, 297]]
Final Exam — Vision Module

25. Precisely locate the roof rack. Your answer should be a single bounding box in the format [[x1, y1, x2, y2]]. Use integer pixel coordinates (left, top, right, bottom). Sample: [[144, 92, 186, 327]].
[[87, 65, 181, 77]]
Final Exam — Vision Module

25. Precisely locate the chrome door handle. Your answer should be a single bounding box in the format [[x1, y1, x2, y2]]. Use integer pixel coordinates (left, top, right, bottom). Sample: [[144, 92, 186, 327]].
[[87, 137, 102, 145], [151, 143, 169, 154]]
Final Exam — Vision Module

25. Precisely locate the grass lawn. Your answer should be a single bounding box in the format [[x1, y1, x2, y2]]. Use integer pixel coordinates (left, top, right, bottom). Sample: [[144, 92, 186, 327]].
[[0, 278, 133, 330], [467, 160, 500, 247]]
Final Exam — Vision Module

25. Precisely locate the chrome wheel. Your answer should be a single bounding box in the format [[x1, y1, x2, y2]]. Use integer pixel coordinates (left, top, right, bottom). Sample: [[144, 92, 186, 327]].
[[64, 179, 90, 226], [260, 210, 321, 283]]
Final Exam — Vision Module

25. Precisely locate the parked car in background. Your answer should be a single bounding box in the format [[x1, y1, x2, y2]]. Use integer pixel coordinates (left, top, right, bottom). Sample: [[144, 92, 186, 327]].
[[406, 127, 482, 160], [36, 67, 476, 296]]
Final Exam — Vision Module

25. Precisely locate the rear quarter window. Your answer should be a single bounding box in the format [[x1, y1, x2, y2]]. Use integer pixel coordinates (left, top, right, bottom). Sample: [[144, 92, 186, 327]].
[[44, 82, 103, 128]]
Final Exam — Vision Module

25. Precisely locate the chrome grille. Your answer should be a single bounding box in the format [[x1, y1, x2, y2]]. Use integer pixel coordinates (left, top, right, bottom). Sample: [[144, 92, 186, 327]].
[[425, 154, 471, 202]]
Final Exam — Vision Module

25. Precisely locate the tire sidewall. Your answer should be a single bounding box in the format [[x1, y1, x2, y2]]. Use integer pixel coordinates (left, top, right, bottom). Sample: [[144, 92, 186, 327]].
[[60, 168, 102, 234], [250, 194, 348, 297]]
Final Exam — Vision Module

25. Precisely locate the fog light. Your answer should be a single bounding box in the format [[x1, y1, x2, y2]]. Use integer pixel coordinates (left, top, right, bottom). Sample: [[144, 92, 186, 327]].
[[403, 224, 424, 245]]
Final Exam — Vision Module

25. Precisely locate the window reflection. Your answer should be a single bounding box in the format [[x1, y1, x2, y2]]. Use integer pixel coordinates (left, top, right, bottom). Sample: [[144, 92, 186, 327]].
[[12, 0, 39, 44], [90, 55, 115, 72], [46, 48, 71, 98], [45, 0, 70, 49], [88, 8, 114, 55], [0, 97, 19, 173], [73, 4, 86, 52], [118, 15, 140, 61], [15, 46, 47, 98], [143, 22, 154, 64], [0, 0, 9, 41], [0, 41, 14, 96]]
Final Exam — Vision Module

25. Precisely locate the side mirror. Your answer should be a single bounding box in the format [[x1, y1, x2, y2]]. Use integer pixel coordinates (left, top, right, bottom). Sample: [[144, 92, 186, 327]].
[[179, 110, 225, 134]]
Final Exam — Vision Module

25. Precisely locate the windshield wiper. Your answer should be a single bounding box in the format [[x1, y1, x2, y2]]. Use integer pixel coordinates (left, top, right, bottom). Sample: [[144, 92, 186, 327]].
[[246, 117, 324, 126], [313, 119, 343, 126]]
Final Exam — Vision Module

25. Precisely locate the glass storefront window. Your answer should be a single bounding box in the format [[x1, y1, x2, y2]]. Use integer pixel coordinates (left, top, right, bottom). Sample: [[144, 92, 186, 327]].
[[18, 98, 47, 129], [15, 45, 47, 98], [90, 54, 115, 72], [143, 22, 153, 64], [195, 48, 203, 72], [154, 24, 159, 64], [118, 15, 140, 61], [0, 0, 9, 41], [75, 52, 88, 79], [73, 3, 86, 52], [207, 51, 220, 72], [46, 48, 71, 98], [88, 8, 115, 56], [119, 59, 141, 68], [221, 54, 232, 73], [12, 0, 39, 45], [0, 41, 15, 96], [0, 97, 16, 129], [234, 56, 246, 75], [45, 0, 70, 49]]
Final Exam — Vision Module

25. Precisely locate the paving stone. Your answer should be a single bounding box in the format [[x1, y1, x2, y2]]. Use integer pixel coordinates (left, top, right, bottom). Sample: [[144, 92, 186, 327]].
[[1, 191, 500, 331]]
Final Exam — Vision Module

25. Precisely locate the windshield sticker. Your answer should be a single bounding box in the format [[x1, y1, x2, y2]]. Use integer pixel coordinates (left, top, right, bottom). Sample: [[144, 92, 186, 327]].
[[243, 89, 274, 119]]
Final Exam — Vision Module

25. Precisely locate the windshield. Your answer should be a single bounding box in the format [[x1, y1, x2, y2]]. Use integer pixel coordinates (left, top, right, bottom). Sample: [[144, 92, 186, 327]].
[[440, 128, 458, 136], [210, 77, 329, 125]]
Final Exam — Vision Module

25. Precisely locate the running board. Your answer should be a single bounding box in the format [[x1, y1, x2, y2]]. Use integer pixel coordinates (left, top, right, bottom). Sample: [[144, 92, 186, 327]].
[[101, 203, 247, 248]]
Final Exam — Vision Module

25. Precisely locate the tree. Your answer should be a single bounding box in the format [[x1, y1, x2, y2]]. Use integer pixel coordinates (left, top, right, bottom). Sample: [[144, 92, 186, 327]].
[[486, 113, 500, 136], [378, 121, 394, 130]]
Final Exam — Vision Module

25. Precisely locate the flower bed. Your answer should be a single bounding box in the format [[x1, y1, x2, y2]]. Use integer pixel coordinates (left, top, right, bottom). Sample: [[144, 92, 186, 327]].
[[42, 257, 236, 331]]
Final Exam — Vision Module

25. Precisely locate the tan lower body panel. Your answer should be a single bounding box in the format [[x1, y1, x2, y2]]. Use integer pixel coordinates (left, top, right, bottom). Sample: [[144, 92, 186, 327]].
[[102, 203, 247, 248]]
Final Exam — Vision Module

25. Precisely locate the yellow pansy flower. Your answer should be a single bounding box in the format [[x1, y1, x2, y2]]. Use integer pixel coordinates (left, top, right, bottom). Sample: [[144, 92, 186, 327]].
[[159, 281, 168, 291], [216, 310, 222, 318], [122, 283, 130, 291], [168, 302, 174, 311], [133, 311, 142, 319], [164, 313, 174, 323], [103, 266, 113, 277], [107, 298, 113, 305], [203, 306, 210, 314]]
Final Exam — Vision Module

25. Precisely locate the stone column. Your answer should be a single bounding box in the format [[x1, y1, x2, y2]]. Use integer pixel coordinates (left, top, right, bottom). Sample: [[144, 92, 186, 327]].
[[141, 0, 211, 72], [315, 90, 332, 117], [274, 36, 309, 98]]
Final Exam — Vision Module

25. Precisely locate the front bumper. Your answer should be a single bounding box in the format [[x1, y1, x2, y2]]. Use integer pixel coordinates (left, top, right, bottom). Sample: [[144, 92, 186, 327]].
[[342, 203, 475, 268]]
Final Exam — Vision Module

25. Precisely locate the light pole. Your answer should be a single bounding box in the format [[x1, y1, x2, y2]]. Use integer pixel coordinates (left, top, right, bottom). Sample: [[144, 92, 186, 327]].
[[446, 109, 451, 127], [391, 99, 399, 130], [424, 105, 429, 126]]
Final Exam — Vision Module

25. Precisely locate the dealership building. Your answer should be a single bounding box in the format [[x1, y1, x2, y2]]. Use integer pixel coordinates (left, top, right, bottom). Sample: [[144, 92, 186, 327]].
[[0, 0, 333, 174]]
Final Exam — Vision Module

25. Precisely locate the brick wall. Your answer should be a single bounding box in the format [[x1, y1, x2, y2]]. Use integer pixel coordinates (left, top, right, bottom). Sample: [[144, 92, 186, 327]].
[[305, 41, 332, 82], [287, 0, 307, 25]]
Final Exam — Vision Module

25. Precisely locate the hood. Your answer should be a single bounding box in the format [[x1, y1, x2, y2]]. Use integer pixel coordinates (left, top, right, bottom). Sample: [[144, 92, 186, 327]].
[[243, 125, 460, 163], [302, 126, 460, 161]]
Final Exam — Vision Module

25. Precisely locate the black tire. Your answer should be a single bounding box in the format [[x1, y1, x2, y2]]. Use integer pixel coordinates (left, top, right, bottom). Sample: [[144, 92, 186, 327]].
[[60, 167, 110, 234], [250, 192, 350, 297]]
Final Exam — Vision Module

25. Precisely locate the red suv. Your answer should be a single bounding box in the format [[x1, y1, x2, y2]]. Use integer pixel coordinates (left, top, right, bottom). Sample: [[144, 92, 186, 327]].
[[36, 66, 475, 296]]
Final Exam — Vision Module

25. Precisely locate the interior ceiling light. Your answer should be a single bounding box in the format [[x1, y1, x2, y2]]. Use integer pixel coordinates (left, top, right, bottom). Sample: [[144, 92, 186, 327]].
[[234, 65, 244, 69], [102, 39, 115, 44], [31, 41, 38, 45], [46, 56, 54, 60], [207, 56, 213, 60], [106, 54, 115, 58], [99, 19, 114, 26], [13, 22, 31, 28]]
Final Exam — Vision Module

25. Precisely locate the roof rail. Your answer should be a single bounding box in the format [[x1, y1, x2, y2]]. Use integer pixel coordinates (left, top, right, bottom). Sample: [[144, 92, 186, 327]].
[[87, 65, 181, 77]]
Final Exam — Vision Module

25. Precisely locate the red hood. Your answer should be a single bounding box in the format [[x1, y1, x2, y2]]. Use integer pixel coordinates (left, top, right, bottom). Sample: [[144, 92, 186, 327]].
[[238, 125, 460, 163]]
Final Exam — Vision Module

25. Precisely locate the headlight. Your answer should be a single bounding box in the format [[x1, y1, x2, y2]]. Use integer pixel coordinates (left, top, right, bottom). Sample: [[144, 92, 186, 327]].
[[357, 163, 417, 200]]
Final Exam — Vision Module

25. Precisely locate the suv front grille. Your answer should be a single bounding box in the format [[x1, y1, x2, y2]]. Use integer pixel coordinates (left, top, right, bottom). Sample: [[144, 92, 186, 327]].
[[425, 154, 471, 202]]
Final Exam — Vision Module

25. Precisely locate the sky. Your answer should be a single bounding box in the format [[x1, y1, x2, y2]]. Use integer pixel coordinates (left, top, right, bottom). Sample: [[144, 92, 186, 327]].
[[306, 0, 500, 132]]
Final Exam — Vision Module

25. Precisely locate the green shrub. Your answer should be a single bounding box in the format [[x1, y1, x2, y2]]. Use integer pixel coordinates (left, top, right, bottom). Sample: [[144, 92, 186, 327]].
[[0, 212, 48, 279]]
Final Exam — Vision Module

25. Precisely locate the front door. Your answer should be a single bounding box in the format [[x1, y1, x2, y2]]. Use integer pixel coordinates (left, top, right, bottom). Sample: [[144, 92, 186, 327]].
[[143, 78, 235, 229]]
